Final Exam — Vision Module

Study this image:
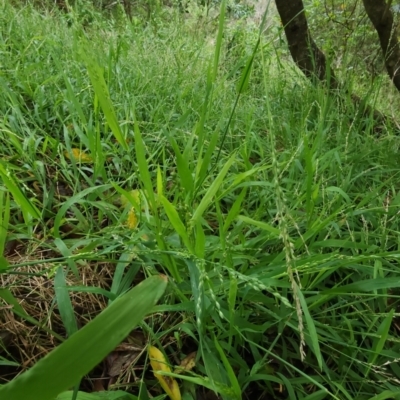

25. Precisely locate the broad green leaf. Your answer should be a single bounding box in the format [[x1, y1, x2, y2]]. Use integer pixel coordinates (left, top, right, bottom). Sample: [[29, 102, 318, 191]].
[[0, 275, 167, 400]]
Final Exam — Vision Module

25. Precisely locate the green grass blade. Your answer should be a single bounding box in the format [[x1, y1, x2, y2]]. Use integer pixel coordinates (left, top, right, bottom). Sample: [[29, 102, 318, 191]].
[[223, 187, 247, 233], [165, 133, 194, 195], [0, 289, 64, 342], [322, 278, 400, 294], [160, 195, 193, 253], [191, 153, 236, 225], [0, 190, 10, 257], [57, 390, 138, 400], [109, 251, 136, 301], [53, 238, 79, 277], [368, 390, 400, 400], [195, 220, 206, 259], [0, 162, 40, 221], [133, 112, 156, 210], [212, 0, 226, 81], [185, 259, 205, 334], [66, 286, 116, 300], [295, 283, 323, 371], [195, 128, 221, 191], [366, 308, 394, 377], [214, 337, 241, 400], [303, 134, 315, 226], [0, 275, 167, 400], [236, 215, 280, 236], [80, 45, 128, 151], [157, 165, 163, 201], [236, 37, 259, 94], [54, 267, 79, 337], [53, 186, 111, 238]]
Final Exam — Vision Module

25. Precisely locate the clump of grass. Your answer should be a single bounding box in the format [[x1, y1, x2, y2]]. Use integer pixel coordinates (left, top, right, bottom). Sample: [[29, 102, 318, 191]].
[[1, 0, 400, 399]]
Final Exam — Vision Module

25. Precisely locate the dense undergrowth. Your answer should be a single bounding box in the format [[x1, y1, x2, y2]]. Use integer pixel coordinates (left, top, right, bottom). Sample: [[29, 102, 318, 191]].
[[1, 1, 400, 399]]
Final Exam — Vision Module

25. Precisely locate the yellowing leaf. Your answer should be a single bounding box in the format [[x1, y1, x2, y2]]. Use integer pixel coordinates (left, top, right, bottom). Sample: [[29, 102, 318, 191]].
[[120, 190, 141, 208], [64, 149, 93, 164], [120, 190, 142, 229], [127, 208, 139, 229], [173, 351, 196, 374], [149, 346, 181, 400]]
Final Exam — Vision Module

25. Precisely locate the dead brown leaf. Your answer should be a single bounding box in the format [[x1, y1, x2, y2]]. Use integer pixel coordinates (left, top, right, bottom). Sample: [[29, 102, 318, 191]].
[[174, 351, 196, 374]]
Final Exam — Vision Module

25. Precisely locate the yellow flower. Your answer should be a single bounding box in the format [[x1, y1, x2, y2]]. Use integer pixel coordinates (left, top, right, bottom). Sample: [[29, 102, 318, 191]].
[[127, 208, 139, 229]]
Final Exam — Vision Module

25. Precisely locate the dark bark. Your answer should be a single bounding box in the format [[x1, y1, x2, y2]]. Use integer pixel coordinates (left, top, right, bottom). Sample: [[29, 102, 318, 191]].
[[122, 0, 132, 21], [273, 0, 396, 134], [362, 0, 400, 91], [274, 0, 337, 88]]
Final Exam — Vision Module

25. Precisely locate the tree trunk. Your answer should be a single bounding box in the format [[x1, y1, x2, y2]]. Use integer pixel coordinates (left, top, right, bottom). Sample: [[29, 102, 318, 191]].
[[362, 0, 400, 91], [274, 0, 337, 88]]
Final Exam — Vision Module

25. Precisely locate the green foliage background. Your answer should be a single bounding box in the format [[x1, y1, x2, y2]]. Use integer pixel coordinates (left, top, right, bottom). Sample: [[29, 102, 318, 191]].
[[1, 0, 400, 399]]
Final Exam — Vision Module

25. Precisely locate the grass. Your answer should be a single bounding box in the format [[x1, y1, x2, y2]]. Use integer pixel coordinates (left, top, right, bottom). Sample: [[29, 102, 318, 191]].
[[1, 1, 400, 399]]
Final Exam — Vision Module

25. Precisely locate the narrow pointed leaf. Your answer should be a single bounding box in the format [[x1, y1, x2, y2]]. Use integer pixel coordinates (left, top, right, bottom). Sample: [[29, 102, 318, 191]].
[[149, 346, 181, 400], [191, 153, 235, 224], [0, 275, 167, 400]]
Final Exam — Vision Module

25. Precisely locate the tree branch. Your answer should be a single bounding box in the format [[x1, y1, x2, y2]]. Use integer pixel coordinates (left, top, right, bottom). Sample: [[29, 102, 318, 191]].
[[362, 0, 400, 91], [274, 0, 337, 88]]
